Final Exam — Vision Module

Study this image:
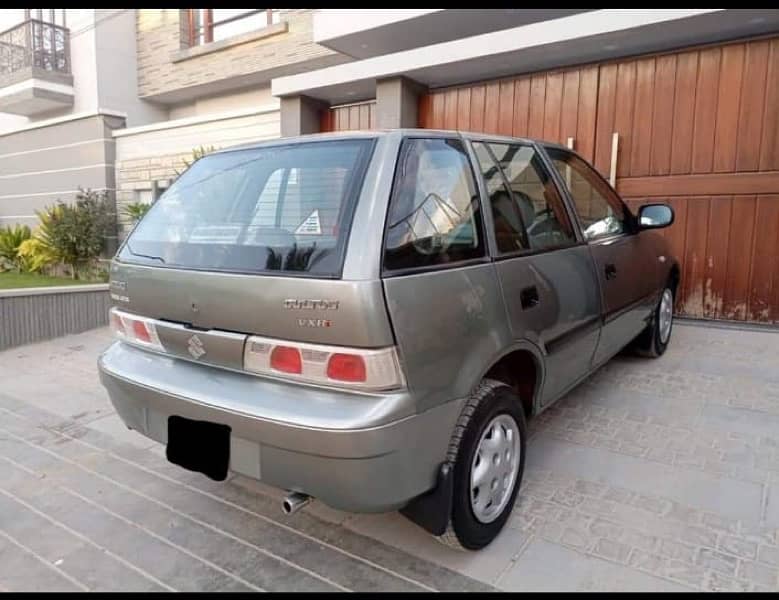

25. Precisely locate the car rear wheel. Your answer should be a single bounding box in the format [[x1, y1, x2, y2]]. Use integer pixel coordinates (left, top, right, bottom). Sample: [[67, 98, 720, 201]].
[[437, 379, 527, 551], [634, 283, 674, 358]]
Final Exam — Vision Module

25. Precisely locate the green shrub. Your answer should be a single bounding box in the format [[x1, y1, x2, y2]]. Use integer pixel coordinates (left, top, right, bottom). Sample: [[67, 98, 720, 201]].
[[122, 201, 152, 223], [46, 189, 114, 279], [18, 205, 63, 274], [0, 224, 32, 272], [17, 237, 58, 273]]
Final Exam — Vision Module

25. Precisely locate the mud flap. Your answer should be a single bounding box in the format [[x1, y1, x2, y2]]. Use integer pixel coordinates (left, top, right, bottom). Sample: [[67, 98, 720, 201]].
[[399, 463, 453, 536]]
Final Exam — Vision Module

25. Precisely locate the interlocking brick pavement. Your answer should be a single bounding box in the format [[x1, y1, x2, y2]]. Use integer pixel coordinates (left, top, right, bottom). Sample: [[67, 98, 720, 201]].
[[0, 320, 777, 591]]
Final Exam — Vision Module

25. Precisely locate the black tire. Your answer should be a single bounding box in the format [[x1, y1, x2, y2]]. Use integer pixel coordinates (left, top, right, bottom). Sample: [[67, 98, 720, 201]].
[[437, 379, 527, 551], [634, 283, 675, 358]]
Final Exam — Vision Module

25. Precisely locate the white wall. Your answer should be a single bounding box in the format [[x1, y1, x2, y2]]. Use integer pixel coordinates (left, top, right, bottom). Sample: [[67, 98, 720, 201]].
[[115, 106, 280, 161], [67, 9, 99, 114], [168, 86, 278, 120], [0, 9, 26, 31], [94, 9, 168, 127]]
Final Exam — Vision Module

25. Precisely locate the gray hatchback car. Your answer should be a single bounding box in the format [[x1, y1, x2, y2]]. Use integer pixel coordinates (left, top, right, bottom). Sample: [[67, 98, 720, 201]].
[[99, 129, 679, 550]]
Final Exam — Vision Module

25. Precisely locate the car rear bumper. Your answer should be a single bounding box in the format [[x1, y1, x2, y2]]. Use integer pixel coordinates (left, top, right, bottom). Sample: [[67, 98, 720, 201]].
[[98, 341, 463, 512]]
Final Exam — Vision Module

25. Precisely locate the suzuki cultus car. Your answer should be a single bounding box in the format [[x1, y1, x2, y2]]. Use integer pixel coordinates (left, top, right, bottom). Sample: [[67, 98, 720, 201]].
[[100, 130, 678, 550]]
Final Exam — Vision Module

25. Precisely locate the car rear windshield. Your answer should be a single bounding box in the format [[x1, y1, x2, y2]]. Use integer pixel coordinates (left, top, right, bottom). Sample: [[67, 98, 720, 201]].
[[118, 139, 374, 276]]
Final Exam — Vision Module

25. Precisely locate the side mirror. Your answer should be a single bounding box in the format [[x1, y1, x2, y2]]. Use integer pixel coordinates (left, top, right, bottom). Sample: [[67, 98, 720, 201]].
[[638, 203, 674, 230]]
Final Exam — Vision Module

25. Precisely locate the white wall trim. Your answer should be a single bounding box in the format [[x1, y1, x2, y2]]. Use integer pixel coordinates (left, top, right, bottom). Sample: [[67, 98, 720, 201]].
[[0, 215, 37, 220], [0, 163, 112, 180], [0, 187, 114, 200], [0, 108, 128, 138], [113, 105, 280, 138], [0, 284, 110, 298], [273, 9, 722, 97], [0, 78, 74, 100], [0, 138, 114, 160]]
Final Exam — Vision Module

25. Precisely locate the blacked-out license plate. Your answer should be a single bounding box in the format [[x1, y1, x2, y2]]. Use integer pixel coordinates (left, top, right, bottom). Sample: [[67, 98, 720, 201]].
[[166, 416, 231, 481]]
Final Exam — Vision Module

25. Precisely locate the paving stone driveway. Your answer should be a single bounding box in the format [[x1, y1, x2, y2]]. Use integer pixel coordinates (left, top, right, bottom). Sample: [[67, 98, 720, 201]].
[[0, 321, 777, 591]]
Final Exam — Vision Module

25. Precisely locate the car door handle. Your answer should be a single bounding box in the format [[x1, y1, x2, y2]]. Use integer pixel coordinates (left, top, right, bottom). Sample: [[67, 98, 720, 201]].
[[604, 263, 618, 280], [520, 285, 539, 309]]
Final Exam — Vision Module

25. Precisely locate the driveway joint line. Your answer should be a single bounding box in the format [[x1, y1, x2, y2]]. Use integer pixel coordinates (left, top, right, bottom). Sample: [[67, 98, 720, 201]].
[[0, 404, 439, 593], [0, 479, 174, 592], [0, 426, 348, 593], [0, 527, 90, 592]]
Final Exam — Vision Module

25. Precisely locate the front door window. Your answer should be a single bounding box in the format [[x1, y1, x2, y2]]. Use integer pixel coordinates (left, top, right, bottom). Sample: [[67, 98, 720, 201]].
[[547, 149, 628, 241]]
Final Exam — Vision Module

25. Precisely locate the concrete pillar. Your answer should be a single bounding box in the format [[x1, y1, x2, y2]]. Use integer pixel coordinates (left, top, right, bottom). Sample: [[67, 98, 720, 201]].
[[280, 95, 328, 137], [376, 76, 427, 129]]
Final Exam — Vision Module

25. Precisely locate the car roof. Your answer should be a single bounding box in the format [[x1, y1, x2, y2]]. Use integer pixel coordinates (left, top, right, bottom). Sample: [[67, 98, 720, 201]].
[[214, 128, 573, 156]]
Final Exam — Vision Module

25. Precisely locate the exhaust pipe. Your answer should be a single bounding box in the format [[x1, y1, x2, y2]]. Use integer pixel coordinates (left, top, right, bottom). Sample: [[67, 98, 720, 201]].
[[282, 492, 311, 515]]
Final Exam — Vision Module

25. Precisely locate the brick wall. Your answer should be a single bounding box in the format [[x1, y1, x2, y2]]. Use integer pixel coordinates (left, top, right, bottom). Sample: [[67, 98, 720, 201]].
[[136, 9, 343, 100]]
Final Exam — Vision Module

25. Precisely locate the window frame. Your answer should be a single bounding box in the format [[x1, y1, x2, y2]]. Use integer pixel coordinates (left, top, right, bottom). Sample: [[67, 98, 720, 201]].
[[380, 135, 490, 277], [542, 145, 637, 243], [469, 139, 583, 261], [187, 9, 276, 47]]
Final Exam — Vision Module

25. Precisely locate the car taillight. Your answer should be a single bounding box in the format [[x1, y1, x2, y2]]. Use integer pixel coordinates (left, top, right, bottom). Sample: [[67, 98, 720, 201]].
[[132, 320, 152, 344], [109, 307, 164, 352], [270, 346, 303, 374], [327, 353, 366, 382], [244, 335, 404, 391]]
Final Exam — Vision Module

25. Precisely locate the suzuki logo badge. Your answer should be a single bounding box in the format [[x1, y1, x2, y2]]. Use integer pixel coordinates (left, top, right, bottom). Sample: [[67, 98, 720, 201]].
[[187, 334, 206, 360]]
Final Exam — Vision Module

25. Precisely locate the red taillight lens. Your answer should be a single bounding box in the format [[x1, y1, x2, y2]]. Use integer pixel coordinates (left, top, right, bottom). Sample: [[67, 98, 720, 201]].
[[270, 345, 303, 374], [327, 353, 367, 382], [110, 308, 165, 353], [132, 320, 152, 343]]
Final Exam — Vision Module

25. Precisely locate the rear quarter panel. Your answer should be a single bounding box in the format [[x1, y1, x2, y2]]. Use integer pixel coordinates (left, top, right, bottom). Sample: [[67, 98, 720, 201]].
[[383, 263, 520, 413]]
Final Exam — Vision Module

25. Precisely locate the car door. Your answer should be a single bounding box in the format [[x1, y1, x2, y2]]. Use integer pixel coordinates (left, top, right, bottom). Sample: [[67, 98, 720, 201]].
[[471, 140, 602, 407], [545, 147, 657, 366], [380, 136, 511, 415]]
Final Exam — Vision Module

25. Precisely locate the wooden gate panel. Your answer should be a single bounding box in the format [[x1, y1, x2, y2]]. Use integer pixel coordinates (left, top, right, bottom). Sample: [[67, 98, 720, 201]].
[[320, 101, 376, 132], [416, 36, 779, 323]]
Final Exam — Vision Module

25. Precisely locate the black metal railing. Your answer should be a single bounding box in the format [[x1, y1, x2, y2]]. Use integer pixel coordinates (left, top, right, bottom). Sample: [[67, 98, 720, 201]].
[[0, 19, 70, 78]]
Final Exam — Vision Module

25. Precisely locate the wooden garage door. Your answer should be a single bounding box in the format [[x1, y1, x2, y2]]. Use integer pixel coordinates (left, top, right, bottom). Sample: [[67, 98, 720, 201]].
[[320, 100, 376, 132], [420, 36, 779, 324]]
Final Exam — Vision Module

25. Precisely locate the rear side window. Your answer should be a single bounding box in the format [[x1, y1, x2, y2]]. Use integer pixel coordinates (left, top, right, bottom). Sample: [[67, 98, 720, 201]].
[[475, 142, 576, 253], [383, 138, 485, 272], [119, 140, 373, 276]]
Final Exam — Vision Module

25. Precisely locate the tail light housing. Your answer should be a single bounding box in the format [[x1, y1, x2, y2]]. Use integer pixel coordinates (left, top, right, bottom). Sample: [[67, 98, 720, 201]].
[[109, 307, 164, 352], [244, 335, 404, 391], [110, 307, 405, 392]]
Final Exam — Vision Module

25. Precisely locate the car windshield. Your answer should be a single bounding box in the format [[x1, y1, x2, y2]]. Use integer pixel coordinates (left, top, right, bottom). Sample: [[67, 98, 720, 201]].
[[119, 139, 374, 276]]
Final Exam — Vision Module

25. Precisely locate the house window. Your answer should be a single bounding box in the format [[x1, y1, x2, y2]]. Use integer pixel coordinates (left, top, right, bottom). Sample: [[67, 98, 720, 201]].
[[187, 9, 279, 46]]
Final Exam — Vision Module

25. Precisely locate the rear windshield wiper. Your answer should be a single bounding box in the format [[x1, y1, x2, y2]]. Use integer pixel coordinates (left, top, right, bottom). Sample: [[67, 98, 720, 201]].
[[126, 242, 166, 264]]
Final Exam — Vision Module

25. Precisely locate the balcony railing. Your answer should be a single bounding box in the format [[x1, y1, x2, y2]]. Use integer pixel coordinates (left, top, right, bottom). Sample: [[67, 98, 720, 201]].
[[0, 19, 70, 78]]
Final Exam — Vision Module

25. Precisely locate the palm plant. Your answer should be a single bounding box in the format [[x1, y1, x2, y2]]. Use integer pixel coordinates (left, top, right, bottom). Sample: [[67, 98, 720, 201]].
[[123, 201, 152, 223], [0, 224, 31, 272], [174, 145, 216, 177]]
